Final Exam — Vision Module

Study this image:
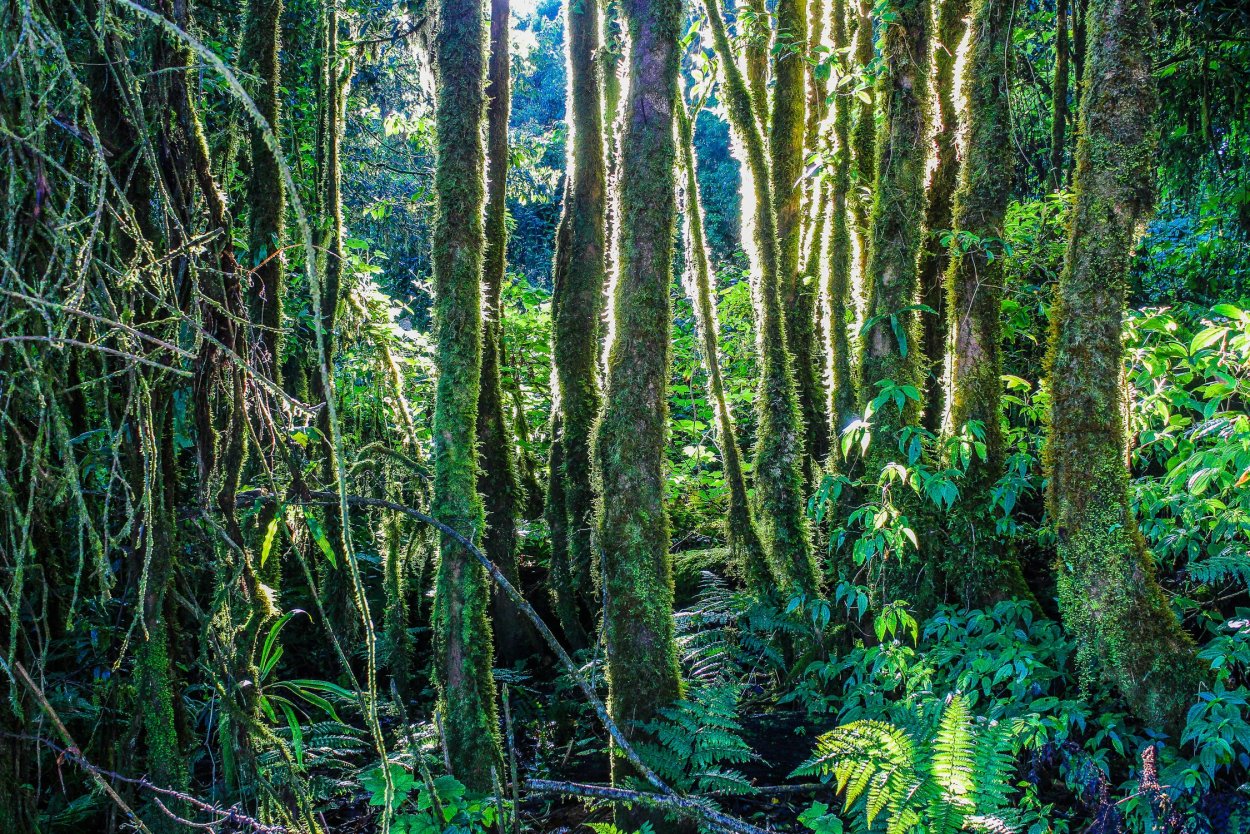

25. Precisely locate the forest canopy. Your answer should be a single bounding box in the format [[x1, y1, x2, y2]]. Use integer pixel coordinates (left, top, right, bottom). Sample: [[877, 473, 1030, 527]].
[[2, 0, 1250, 832]]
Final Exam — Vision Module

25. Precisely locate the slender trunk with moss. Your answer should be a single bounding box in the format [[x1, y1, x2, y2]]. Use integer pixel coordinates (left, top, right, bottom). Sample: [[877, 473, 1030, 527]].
[[827, 0, 855, 446], [916, 0, 969, 434], [431, 0, 503, 791], [1071, 0, 1086, 158], [943, 0, 1030, 605], [850, 0, 877, 285], [548, 0, 608, 645], [773, 0, 825, 480], [242, 0, 284, 386], [678, 99, 771, 589], [1050, 0, 1069, 189], [1045, 0, 1204, 738], [477, 0, 532, 665], [594, 0, 683, 790], [858, 0, 931, 603], [742, 0, 770, 127], [703, 0, 818, 593]]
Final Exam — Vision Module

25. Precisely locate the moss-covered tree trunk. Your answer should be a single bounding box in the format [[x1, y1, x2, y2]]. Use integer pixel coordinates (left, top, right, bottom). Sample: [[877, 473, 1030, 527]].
[[943, 0, 1030, 606], [850, 0, 877, 286], [742, 0, 770, 126], [594, 0, 683, 788], [703, 0, 818, 593], [773, 0, 826, 480], [431, 0, 503, 791], [242, 0, 284, 387], [1050, 0, 1070, 189], [857, 0, 931, 604], [678, 99, 772, 589], [1045, 0, 1204, 737], [477, 0, 532, 665], [827, 0, 856, 446], [548, 0, 608, 647], [916, 0, 969, 433]]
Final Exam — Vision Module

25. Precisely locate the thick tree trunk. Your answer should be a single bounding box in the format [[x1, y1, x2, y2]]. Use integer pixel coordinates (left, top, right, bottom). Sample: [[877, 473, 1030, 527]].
[[703, 0, 818, 594], [548, 0, 609, 643], [594, 0, 683, 795], [1046, 0, 1204, 738], [431, 0, 503, 791], [944, 0, 1030, 606]]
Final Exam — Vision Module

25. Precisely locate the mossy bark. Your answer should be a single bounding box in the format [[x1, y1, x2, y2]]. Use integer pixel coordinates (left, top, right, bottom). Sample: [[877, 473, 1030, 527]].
[[916, 0, 968, 433], [678, 100, 771, 590], [773, 0, 826, 480], [593, 0, 683, 790], [857, 0, 931, 604], [1050, 0, 1070, 189], [742, 0, 770, 127], [548, 0, 609, 644], [850, 0, 877, 285], [827, 0, 856, 444], [943, 0, 1030, 606], [477, 0, 533, 666], [1045, 0, 1204, 737], [241, 0, 285, 387], [703, 0, 818, 593], [431, 0, 503, 791]]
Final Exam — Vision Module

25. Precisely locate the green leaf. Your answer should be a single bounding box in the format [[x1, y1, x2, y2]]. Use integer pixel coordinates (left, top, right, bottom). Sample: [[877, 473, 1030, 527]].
[[302, 508, 338, 567]]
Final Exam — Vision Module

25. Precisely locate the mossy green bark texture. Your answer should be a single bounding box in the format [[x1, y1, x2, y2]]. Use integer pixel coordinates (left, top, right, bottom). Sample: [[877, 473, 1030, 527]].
[[703, 0, 817, 594], [549, 0, 608, 639], [678, 101, 771, 589], [594, 0, 683, 778], [827, 0, 856, 445], [916, 0, 968, 432], [431, 0, 503, 791], [478, 0, 531, 665], [1045, 0, 1204, 738], [850, 0, 877, 280]]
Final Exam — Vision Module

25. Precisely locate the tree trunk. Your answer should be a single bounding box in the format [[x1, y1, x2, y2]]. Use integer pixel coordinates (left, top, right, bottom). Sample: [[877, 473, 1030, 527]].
[[916, 0, 969, 434], [594, 0, 683, 794], [431, 0, 503, 790], [827, 0, 856, 447], [678, 99, 771, 589], [1046, 0, 1204, 738], [850, 0, 877, 288], [548, 0, 609, 643], [703, 0, 818, 594], [477, 0, 533, 666], [1050, 0, 1070, 189]]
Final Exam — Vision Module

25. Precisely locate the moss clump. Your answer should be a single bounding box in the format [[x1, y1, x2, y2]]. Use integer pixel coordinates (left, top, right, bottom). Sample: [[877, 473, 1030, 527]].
[[1045, 0, 1205, 737], [431, 0, 503, 792]]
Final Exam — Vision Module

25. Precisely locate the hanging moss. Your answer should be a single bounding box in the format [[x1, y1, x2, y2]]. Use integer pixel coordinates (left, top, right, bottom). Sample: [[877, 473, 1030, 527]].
[[916, 0, 968, 433], [678, 99, 771, 590], [704, 0, 817, 594], [1045, 0, 1205, 737], [431, 0, 503, 792], [593, 0, 683, 795], [548, 0, 609, 640]]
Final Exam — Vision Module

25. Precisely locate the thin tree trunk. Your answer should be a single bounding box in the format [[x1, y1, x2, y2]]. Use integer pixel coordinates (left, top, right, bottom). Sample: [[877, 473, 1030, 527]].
[[917, 0, 969, 434], [477, 0, 533, 665], [431, 0, 503, 790], [1046, 0, 1204, 738], [827, 0, 856, 449], [703, 0, 818, 593], [678, 98, 771, 589], [1050, 0, 1070, 188], [850, 0, 876, 289], [594, 0, 683, 799]]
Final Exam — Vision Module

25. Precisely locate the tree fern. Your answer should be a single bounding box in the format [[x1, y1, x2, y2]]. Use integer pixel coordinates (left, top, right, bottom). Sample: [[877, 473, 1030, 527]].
[[794, 695, 1022, 834]]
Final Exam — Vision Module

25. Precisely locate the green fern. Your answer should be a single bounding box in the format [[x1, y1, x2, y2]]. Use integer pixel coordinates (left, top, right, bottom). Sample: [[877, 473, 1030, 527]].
[[793, 695, 1022, 834], [636, 683, 758, 796]]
